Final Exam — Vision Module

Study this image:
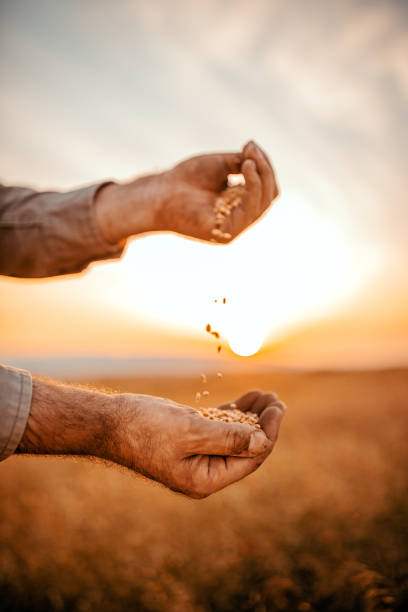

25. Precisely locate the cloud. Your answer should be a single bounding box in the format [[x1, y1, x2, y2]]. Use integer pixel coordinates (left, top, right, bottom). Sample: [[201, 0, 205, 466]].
[[1, 0, 407, 362]]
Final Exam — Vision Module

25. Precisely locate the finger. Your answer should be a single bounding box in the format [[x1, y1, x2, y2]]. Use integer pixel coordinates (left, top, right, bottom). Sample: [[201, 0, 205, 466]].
[[207, 152, 243, 191], [177, 152, 242, 192], [242, 140, 279, 206], [260, 147, 277, 183], [243, 140, 274, 172], [189, 418, 270, 457], [208, 453, 267, 494], [217, 152, 242, 175], [258, 401, 286, 443], [213, 152, 242, 193], [241, 159, 262, 220], [218, 390, 265, 412], [214, 159, 261, 240], [251, 392, 281, 415], [243, 141, 278, 212]]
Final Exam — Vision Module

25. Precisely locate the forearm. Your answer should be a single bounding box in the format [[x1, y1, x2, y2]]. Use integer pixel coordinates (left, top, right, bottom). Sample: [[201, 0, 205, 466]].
[[16, 378, 117, 458], [13, 377, 285, 499]]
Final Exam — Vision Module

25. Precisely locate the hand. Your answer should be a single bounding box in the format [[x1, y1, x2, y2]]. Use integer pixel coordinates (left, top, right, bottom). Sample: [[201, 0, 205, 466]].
[[156, 140, 279, 242], [108, 390, 286, 498], [17, 379, 285, 498], [95, 140, 279, 244]]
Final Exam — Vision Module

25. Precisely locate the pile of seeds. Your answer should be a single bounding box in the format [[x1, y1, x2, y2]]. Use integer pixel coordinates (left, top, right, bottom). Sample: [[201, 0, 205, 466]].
[[211, 185, 245, 241], [195, 405, 261, 429]]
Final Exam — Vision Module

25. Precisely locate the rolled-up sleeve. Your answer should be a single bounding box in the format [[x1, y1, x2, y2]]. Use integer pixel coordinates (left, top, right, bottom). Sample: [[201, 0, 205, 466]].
[[0, 365, 32, 461], [0, 182, 124, 278]]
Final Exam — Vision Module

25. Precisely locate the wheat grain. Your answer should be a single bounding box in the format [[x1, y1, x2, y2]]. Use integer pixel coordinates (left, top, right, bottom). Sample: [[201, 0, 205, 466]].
[[195, 405, 261, 429], [211, 185, 245, 242]]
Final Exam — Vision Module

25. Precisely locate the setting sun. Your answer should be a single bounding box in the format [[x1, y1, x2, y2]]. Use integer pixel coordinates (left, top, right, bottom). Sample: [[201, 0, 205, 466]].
[[227, 325, 264, 357]]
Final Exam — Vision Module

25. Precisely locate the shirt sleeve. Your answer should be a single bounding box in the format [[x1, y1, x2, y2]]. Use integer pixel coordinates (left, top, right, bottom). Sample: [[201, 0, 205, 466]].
[[0, 182, 124, 278], [0, 364, 32, 462]]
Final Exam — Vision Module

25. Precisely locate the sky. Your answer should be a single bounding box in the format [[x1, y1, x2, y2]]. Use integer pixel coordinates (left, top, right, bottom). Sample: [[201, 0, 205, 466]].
[[1, 0, 407, 370]]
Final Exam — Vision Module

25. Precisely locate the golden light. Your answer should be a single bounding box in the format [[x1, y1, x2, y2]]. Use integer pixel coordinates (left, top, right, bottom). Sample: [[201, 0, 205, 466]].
[[0, 191, 382, 360]]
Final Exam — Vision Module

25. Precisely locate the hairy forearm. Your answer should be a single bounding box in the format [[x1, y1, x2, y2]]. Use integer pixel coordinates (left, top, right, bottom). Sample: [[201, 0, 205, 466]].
[[13, 377, 285, 498], [16, 378, 117, 458]]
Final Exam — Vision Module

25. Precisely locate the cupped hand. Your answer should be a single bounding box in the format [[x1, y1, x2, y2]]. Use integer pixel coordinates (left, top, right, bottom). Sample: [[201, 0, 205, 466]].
[[155, 140, 279, 242], [109, 390, 285, 499]]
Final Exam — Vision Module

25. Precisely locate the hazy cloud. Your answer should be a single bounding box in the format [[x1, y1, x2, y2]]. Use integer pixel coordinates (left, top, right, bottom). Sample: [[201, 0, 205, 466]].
[[1, 0, 407, 360]]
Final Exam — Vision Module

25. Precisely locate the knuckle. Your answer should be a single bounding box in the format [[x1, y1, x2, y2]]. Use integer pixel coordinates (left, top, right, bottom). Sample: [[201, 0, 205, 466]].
[[185, 410, 202, 432], [273, 400, 287, 413], [266, 401, 286, 420], [227, 428, 249, 454], [182, 468, 213, 500], [269, 430, 280, 446], [253, 455, 266, 469], [188, 485, 211, 500]]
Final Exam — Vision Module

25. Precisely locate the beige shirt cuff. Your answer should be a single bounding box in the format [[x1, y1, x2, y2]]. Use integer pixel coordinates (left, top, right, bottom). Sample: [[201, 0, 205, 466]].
[[0, 365, 32, 461]]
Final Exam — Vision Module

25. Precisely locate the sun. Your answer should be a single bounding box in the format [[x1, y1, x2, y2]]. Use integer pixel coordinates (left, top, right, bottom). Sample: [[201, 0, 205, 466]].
[[227, 325, 265, 357]]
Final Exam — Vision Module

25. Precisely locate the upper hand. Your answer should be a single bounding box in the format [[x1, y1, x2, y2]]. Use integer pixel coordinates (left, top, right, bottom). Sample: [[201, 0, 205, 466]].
[[95, 141, 279, 245], [108, 390, 286, 498], [156, 140, 279, 242]]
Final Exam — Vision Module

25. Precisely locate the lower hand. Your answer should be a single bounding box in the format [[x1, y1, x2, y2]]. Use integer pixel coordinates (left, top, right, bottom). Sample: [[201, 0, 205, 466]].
[[18, 379, 285, 499], [108, 390, 285, 498]]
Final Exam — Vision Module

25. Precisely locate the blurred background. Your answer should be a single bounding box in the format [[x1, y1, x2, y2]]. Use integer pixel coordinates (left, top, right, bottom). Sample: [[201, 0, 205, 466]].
[[1, 1, 407, 611]]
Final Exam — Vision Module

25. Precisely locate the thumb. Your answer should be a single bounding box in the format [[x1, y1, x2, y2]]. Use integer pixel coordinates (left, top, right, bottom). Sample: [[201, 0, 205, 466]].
[[189, 419, 271, 457]]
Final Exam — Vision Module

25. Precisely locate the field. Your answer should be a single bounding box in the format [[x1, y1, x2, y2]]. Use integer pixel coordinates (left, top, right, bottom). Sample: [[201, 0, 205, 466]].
[[1, 368, 408, 611]]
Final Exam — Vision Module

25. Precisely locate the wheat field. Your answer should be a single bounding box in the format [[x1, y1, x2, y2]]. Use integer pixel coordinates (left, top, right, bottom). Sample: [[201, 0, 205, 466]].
[[1, 368, 407, 611]]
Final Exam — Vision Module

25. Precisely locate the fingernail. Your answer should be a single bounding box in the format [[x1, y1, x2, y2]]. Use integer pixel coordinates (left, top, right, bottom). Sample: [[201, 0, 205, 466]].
[[248, 430, 267, 455]]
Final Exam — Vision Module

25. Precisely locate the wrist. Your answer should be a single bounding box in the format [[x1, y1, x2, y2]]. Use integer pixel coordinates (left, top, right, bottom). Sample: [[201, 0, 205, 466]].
[[103, 393, 145, 470], [95, 174, 165, 244]]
